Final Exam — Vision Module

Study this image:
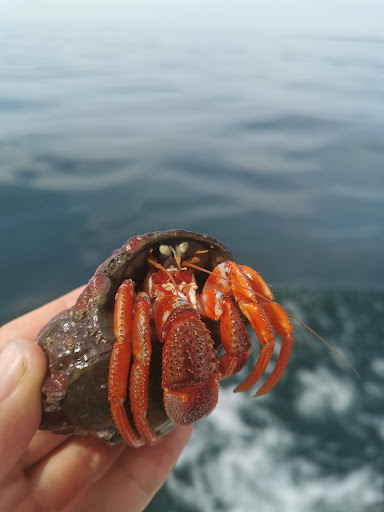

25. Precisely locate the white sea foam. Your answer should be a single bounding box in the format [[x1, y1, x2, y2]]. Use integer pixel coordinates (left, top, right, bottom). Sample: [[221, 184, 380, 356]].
[[371, 358, 384, 378], [169, 416, 382, 512], [164, 363, 382, 512], [294, 366, 354, 418]]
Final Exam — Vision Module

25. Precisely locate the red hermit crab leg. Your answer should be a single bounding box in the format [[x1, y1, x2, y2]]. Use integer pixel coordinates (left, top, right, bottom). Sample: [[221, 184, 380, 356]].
[[230, 264, 294, 395], [108, 280, 144, 447], [252, 301, 293, 396], [198, 261, 293, 396], [130, 292, 160, 445]]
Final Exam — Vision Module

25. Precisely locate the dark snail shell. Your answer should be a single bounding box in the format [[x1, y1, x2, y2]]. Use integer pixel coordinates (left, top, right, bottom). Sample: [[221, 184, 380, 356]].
[[37, 230, 233, 443]]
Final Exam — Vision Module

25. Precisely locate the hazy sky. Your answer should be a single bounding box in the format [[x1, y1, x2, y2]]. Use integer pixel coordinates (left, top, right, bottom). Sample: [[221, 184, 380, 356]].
[[1, 0, 384, 37]]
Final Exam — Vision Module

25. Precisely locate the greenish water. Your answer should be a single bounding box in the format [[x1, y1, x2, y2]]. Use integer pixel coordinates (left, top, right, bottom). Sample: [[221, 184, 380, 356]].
[[1, 21, 383, 511]]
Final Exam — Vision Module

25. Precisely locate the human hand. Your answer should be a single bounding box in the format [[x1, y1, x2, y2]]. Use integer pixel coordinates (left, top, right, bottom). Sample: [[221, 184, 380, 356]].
[[0, 288, 192, 511]]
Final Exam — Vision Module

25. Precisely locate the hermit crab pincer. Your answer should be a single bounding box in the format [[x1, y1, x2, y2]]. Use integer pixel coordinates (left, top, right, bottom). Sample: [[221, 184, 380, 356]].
[[37, 230, 294, 446]]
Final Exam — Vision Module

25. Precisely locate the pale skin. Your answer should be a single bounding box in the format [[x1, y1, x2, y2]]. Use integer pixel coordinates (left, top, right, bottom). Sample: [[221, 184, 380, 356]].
[[0, 287, 193, 511]]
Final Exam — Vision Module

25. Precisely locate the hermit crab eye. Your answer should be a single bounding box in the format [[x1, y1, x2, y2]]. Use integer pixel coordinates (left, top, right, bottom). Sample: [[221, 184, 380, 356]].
[[178, 242, 189, 254], [159, 245, 171, 256]]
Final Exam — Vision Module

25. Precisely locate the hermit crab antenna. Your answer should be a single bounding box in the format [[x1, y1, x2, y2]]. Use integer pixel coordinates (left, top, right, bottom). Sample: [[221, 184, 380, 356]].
[[168, 246, 182, 271], [285, 312, 361, 380], [183, 261, 361, 381]]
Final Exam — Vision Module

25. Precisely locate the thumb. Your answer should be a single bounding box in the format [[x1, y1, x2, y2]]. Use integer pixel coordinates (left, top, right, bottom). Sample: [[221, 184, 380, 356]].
[[0, 339, 47, 480]]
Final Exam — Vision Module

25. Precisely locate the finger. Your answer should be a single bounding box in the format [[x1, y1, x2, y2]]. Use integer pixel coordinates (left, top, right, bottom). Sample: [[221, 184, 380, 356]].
[[68, 426, 193, 511], [0, 286, 85, 347], [0, 339, 47, 481], [25, 435, 125, 511], [21, 430, 71, 471]]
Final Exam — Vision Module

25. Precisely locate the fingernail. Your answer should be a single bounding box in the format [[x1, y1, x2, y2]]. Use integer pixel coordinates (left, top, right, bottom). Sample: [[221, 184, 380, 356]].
[[0, 340, 27, 402]]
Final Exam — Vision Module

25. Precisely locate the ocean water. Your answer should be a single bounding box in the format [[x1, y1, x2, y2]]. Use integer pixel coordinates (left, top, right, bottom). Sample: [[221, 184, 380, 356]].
[[1, 21, 383, 511]]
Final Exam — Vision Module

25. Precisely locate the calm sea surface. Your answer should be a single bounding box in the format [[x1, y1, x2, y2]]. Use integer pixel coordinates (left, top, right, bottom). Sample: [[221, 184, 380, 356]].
[[1, 21, 383, 511]]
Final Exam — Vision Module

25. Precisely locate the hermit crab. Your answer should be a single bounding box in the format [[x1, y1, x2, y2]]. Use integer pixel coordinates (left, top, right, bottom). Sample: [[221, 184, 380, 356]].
[[37, 229, 294, 446]]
